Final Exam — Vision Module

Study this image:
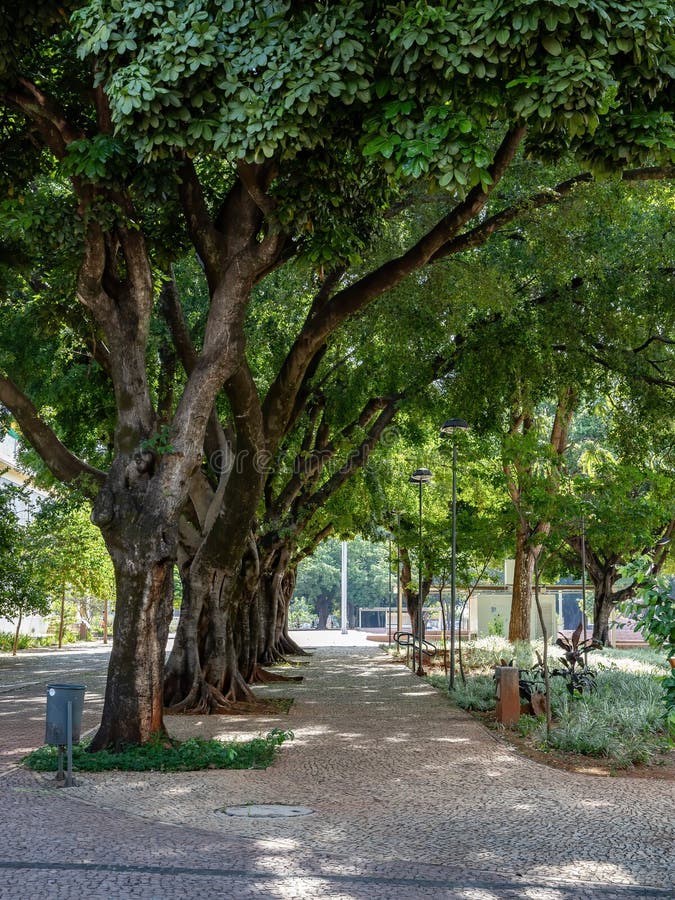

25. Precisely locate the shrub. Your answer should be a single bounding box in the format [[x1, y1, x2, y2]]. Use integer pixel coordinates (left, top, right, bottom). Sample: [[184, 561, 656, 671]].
[[23, 728, 293, 772]]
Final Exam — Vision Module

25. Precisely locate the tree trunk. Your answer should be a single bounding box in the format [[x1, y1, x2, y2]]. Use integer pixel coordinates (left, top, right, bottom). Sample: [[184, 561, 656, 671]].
[[257, 542, 293, 665], [164, 527, 266, 713], [565, 537, 633, 646], [79, 598, 89, 641], [593, 594, 612, 646], [58, 583, 65, 649], [509, 523, 535, 642], [12, 608, 22, 656], [89, 534, 174, 750], [316, 596, 331, 629]]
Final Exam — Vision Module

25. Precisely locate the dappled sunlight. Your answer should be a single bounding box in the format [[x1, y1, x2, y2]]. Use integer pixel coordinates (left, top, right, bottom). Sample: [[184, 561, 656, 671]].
[[522, 889, 565, 900], [593, 652, 665, 676], [5, 642, 670, 899], [532, 860, 641, 886], [458, 890, 502, 900]]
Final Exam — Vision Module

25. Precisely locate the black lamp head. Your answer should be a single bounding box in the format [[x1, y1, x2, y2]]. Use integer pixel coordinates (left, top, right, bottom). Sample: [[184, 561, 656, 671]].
[[440, 418, 470, 435], [409, 467, 433, 484]]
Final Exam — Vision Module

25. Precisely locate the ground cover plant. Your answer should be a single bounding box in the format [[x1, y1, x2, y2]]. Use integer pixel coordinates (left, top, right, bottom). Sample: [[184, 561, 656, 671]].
[[0, 632, 78, 652], [23, 729, 293, 773], [425, 640, 672, 770]]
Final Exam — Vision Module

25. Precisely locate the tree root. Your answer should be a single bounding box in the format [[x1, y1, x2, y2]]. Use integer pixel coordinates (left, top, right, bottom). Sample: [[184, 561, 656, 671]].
[[250, 665, 303, 685], [278, 634, 310, 656]]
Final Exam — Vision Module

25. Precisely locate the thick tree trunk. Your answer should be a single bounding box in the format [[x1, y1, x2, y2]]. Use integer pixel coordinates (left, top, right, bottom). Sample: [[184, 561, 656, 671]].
[[316, 596, 331, 629], [89, 531, 174, 751], [164, 557, 261, 712], [257, 543, 291, 665], [275, 567, 309, 656]]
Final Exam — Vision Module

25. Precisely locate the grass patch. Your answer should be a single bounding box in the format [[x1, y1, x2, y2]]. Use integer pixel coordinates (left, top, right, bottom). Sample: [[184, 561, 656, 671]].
[[429, 672, 496, 711], [23, 728, 293, 773]]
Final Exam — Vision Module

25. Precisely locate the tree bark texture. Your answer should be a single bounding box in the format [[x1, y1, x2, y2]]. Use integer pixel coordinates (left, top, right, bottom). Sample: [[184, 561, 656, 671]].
[[89, 499, 175, 750]]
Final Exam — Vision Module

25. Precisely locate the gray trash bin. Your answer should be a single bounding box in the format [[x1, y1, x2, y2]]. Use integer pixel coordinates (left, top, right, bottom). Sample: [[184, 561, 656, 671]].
[[45, 683, 86, 746]]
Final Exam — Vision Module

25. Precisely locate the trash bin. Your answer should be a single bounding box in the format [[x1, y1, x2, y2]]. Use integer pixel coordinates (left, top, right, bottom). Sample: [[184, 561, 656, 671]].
[[45, 683, 86, 746]]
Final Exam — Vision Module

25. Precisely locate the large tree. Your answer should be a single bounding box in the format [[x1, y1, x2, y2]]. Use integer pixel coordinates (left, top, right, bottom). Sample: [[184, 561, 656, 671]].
[[0, 1, 673, 747]]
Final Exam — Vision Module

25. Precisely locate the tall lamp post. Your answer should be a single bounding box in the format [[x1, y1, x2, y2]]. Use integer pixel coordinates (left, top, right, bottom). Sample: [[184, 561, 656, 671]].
[[440, 418, 469, 689], [409, 468, 432, 675], [388, 531, 393, 644], [396, 512, 402, 635]]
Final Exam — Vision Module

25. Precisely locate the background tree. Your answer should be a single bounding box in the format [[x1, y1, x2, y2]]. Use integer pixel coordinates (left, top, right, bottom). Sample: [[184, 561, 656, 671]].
[[31, 498, 115, 646], [0, 486, 50, 655]]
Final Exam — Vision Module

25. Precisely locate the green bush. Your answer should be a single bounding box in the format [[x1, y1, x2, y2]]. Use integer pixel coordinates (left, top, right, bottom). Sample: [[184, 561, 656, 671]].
[[0, 632, 58, 651], [23, 728, 293, 772]]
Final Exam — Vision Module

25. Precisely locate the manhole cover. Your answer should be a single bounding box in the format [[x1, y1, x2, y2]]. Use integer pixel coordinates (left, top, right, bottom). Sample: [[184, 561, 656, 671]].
[[220, 804, 314, 818]]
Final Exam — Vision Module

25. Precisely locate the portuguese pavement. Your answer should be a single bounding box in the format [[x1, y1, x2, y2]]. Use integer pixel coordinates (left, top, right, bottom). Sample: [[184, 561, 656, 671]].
[[0, 633, 673, 899]]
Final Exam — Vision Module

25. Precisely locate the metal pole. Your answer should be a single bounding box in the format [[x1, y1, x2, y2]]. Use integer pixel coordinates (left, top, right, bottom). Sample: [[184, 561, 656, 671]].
[[449, 437, 458, 689], [417, 479, 424, 675], [66, 700, 73, 787], [396, 514, 402, 635], [581, 513, 588, 665], [341, 540, 348, 634], [388, 533, 393, 644]]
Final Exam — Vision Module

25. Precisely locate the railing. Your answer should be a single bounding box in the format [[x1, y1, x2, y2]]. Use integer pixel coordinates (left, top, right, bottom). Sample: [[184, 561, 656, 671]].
[[393, 631, 437, 669]]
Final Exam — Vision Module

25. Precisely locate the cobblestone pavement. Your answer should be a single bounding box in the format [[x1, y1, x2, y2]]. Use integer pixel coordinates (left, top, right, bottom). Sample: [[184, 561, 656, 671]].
[[0, 644, 111, 773], [0, 637, 673, 899]]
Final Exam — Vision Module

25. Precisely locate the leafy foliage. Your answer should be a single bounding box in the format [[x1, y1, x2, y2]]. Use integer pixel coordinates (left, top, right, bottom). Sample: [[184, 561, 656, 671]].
[[23, 728, 293, 771], [620, 557, 675, 723], [0, 485, 50, 624], [620, 558, 675, 657]]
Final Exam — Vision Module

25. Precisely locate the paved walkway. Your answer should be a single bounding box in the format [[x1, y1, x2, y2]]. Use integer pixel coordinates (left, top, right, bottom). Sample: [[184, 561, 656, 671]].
[[0, 637, 673, 898]]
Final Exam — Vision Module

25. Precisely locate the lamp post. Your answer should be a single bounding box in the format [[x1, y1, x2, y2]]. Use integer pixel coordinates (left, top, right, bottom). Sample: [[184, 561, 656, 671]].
[[580, 512, 588, 664], [440, 418, 469, 689], [396, 512, 402, 635], [409, 468, 432, 675], [388, 531, 393, 644]]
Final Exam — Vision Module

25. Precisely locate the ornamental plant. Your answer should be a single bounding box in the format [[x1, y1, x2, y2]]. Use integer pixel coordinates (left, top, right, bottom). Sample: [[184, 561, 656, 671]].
[[619, 557, 675, 725]]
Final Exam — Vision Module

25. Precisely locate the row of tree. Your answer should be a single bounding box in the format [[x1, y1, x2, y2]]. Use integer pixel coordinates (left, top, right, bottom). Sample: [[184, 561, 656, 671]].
[[0, 1, 672, 748], [0, 488, 114, 651]]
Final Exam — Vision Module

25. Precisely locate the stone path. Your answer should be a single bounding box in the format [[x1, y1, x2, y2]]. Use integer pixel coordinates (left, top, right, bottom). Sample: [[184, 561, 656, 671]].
[[0, 638, 673, 898], [0, 644, 109, 773]]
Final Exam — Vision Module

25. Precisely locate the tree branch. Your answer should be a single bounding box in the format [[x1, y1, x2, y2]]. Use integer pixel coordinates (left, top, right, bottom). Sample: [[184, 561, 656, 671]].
[[263, 124, 527, 453], [0, 376, 106, 494]]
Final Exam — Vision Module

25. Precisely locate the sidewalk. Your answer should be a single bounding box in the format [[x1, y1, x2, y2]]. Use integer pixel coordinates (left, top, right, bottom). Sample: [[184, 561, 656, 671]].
[[0, 640, 673, 898]]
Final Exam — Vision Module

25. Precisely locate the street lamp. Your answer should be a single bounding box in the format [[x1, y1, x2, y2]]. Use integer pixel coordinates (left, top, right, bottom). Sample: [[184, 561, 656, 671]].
[[388, 530, 393, 644], [440, 418, 470, 689], [409, 467, 432, 675]]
